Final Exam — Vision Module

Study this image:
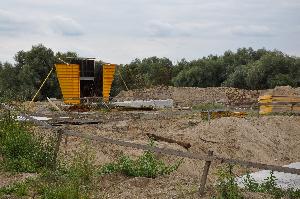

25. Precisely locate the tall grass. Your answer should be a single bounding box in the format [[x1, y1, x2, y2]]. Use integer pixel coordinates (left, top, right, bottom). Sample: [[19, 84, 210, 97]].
[[0, 113, 56, 172], [0, 144, 97, 199]]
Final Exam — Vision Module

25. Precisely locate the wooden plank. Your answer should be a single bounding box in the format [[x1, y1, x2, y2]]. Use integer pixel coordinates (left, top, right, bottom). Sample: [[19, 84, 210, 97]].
[[63, 130, 211, 161], [52, 129, 63, 168], [146, 133, 191, 149], [199, 150, 213, 196], [62, 130, 300, 175]]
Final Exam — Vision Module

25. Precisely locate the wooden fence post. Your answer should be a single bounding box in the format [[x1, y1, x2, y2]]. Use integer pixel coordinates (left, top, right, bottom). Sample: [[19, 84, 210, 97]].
[[198, 150, 214, 197], [52, 129, 63, 169], [207, 111, 211, 124], [64, 135, 69, 155]]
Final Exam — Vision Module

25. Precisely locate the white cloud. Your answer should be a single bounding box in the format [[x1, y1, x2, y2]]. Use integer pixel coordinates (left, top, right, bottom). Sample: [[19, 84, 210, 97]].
[[0, 9, 36, 35], [146, 21, 174, 37], [49, 16, 84, 36], [0, 9, 83, 37], [0, 0, 299, 64], [227, 25, 273, 37]]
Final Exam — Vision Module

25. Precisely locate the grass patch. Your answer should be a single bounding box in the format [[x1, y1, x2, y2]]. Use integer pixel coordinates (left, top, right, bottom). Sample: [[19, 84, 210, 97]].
[[0, 180, 31, 197], [0, 145, 97, 199], [0, 114, 56, 172], [192, 102, 225, 111], [213, 164, 243, 199], [100, 140, 182, 178]]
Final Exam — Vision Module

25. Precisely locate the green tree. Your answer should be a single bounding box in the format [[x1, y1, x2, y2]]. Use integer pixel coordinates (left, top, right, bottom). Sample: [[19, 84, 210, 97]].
[[115, 56, 173, 91], [172, 55, 226, 87], [222, 65, 249, 88], [0, 62, 21, 101], [245, 61, 266, 90], [15, 44, 57, 100], [14, 44, 79, 100]]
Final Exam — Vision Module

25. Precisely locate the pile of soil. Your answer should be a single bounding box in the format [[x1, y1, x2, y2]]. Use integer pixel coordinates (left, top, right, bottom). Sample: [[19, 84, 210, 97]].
[[115, 86, 300, 107], [262, 85, 300, 96], [115, 86, 260, 107]]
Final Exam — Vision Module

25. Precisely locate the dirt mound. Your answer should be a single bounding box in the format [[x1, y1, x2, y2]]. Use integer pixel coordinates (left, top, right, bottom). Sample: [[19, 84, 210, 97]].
[[115, 86, 260, 107], [115, 86, 300, 107], [262, 86, 300, 96]]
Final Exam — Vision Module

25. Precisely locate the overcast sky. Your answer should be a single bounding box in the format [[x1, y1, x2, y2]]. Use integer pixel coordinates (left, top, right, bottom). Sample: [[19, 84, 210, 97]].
[[0, 0, 300, 64]]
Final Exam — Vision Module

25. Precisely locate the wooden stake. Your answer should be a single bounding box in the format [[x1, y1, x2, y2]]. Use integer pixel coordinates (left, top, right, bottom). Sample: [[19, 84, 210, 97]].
[[53, 129, 63, 169], [207, 111, 211, 124], [29, 67, 54, 107], [198, 150, 214, 196], [64, 135, 68, 155]]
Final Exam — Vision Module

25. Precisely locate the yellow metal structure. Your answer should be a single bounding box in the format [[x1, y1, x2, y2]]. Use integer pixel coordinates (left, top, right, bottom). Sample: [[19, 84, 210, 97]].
[[258, 95, 300, 114], [55, 64, 80, 104], [102, 64, 116, 102]]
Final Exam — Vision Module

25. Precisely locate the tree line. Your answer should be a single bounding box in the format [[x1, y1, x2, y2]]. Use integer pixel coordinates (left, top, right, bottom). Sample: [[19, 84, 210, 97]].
[[0, 44, 299, 101]]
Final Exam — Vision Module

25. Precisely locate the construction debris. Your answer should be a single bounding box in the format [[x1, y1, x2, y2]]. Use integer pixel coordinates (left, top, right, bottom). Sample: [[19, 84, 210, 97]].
[[47, 97, 62, 112], [67, 104, 90, 112], [50, 119, 101, 126]]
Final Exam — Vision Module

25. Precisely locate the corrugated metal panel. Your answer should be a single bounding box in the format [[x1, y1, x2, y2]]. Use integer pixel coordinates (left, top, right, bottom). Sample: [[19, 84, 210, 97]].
[[102, 64, 115, 102], [55, 64, 80, 104]]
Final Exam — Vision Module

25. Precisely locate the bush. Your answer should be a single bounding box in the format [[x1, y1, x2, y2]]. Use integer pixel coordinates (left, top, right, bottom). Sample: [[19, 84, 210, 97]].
[[214, 164, 243, 199], [0, 114, 56, 172], [0, 145, 97, 199], [100, 141, 182, 178]]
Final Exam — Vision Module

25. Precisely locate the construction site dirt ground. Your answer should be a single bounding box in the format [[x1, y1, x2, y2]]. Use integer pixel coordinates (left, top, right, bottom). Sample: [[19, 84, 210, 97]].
[[1, 86, 300, 198], [25, 108, 298, 199]]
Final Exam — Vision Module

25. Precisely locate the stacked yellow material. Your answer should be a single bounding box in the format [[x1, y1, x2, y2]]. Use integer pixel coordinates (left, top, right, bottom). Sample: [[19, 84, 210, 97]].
[[258, 95, 300, 114]]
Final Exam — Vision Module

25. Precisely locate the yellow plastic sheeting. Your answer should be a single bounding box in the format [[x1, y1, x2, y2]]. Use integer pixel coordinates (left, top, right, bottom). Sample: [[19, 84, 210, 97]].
[[55, 64, 80, 104], [102, 64, 116, 102]]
